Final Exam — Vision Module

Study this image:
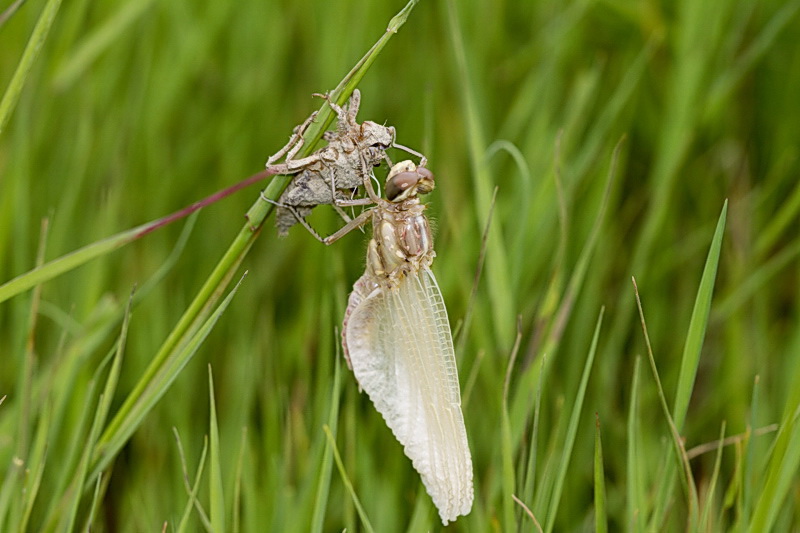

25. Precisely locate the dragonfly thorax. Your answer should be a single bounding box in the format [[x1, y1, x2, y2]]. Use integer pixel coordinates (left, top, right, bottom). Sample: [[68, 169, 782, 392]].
[[366, 203, 433, 284]]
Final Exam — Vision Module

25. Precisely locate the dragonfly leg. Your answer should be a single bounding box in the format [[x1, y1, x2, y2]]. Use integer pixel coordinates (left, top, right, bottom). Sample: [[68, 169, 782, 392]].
[[392, 142, 427, 167], [266, 110, 318, 167], [320, 209, 373, 245], [272, 149, 333, 175], [333, 201, 371, 235], [359, 151, 382, 204], [332, 204, 353, 223], [260, 192, 326, 242], [313, 90, 360, 133], [260, 191, 372, 245]]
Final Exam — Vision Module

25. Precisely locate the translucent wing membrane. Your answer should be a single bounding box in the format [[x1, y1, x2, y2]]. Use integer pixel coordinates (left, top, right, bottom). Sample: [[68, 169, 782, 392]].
[[344, 267, 474, 524]]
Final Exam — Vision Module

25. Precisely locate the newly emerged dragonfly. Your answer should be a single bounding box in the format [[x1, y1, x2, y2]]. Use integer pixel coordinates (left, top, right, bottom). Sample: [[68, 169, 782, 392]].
[[269, 159, 474, 524]]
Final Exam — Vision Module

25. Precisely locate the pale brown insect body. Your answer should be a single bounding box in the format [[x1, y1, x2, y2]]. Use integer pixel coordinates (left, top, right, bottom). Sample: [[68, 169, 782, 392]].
[[340, 162, 474, 525]]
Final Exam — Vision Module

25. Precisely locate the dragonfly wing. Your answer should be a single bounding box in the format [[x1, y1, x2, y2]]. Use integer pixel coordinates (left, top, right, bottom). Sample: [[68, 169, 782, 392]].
[[344, 267, 474, 524]]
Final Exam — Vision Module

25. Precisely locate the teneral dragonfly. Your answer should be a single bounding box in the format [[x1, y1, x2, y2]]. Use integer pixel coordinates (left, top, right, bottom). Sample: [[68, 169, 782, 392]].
[[274, 159, 474, 524]]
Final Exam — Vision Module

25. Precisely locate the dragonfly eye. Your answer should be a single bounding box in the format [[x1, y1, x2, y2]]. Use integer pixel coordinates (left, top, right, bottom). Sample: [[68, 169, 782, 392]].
[[386, 171, 420, 201], [415, 167, 435, 194], [385, 160, 436, 202]]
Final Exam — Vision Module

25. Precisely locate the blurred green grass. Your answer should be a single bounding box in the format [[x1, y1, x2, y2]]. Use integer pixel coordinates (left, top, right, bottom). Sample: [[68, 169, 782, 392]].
[[2, 0, 800, 531]]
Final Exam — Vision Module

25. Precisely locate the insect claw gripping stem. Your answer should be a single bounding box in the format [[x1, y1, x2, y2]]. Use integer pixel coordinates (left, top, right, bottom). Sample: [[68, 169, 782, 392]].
[[313, 90, 360, 133], [265, 110, 318, 167]]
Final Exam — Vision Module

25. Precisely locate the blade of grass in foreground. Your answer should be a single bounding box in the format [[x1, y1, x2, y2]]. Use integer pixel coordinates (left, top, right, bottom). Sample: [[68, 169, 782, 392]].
[[15, 400, 49, 533], [54, 292, 133, 532], [310, 343, 343, 533], [92, 0, 418, 487], [82, 475, 104, 532], [5, 219, 49, 530], [511, 139, 620, 458], [0, 0, 63, 136], [673, 200, 728, 430], [208, 367, 225, 533], [520, 356, 545, 519], [0, 180, 226, 304], [544, 307, 603, 533], [594, 414, 608, 533], [501, 324, 523, 531], [635, 273, 699, 530], [646, 200, 727, 529], [89, 272, 247, 481], [741, 376, 762, 525], [626, 356, 645, 532], [175, 432, 211, 533], [61, 382, 105, 533], [749, 386, 800, 529], [323, 425, 374, 533], [232, 428, 247, 533], [699, 422, 726, 530]]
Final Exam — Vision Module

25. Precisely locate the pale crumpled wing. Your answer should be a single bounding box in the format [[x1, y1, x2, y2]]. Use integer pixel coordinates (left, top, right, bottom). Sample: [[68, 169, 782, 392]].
[[343, 267, 474, 525]]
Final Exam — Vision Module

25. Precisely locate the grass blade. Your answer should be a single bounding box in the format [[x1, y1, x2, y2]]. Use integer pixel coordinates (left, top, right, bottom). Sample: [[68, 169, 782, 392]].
[[749, 401, 800, 529], [634, 276, 698, 530], [208, 366, 226, 533], [16, 402, 49, 533], [626, 356, 644, 532], [544, 307, 604, 533], [0, 0, 63, 135], [175, 431, 211, 533], [310, 343, 342, 533], [700, 422, 727, 530], [232, 428, 247, 533], [0, 190, 204, 305], [90, 272, 247, 481], [60, 385, 104, 532], [501, 323, 523, 531], [594, 414, 608, 533], [323, 424, 374, 533], [673, 200, 728, 430], [742, 376, 762, 525], [510, 140, 621, 447], [642, 200, 727, 528], [521, 356, 546, 510]]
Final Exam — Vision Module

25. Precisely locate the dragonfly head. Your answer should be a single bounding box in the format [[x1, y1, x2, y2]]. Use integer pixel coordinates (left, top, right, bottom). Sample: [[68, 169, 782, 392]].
[[385, 160, 435, 202]]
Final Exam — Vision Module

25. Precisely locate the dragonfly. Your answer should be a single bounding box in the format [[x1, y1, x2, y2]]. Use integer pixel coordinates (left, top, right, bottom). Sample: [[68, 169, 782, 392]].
[[267, 158, 474, 524]]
